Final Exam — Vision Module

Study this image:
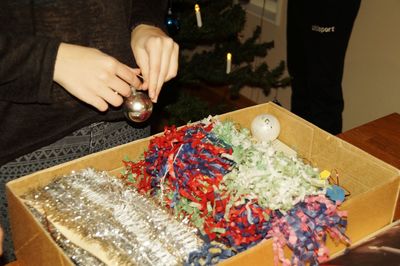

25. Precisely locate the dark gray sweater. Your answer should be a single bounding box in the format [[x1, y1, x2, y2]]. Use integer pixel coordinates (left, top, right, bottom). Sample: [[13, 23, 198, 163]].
[[0, 0, 167, 165]]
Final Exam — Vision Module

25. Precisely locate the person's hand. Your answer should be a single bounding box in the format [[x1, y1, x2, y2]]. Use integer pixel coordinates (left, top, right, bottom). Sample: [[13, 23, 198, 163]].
[[0, 225, 3, 256], [54, 43, 143, 111], [130, 24, 179, 102]]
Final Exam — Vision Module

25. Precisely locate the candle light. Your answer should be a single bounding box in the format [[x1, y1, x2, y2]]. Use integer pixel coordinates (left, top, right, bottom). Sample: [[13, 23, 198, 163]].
[[226, 52, 232, 74], [194, 4, 202, 28]]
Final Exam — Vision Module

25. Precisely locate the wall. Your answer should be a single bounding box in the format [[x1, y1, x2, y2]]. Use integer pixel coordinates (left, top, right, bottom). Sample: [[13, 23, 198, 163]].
[[342, 0, 400, 130], [241, 0, 290, 109], [242, 0, 400, 131]]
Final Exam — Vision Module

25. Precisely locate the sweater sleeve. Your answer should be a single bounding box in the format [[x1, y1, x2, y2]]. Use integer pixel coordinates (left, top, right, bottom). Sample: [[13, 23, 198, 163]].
[[130, 0, 168, 32], [0, 34, 60, 104]]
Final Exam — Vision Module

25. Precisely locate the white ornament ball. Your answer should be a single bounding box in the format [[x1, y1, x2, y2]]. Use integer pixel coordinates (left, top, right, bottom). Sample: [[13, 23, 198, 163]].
[[251, 114, 280, 142]]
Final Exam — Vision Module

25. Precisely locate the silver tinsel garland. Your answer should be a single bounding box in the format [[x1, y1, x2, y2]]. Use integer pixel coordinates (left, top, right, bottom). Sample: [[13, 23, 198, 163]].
[[23, 168, 203, 266]]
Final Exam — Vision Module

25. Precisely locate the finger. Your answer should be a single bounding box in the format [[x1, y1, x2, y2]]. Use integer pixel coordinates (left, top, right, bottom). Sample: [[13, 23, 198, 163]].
[[115, 64, 141, 91], [154, 39, 175, 102], [131, 68, 142, 75], [71, 84, 109, 112], [147, 38, 163, 100], [0, 227, 3, 256], [107, 76, 131, 97], [84, 94, 109, 112], [165, 42, 179, 81], [136, 51, 150, 90], [129, 68, 144, 89], [96, 85, 124, 108]]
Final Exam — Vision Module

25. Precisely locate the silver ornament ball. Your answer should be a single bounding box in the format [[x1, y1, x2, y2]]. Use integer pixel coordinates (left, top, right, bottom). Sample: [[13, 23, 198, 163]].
[[123, 87, 153, 123]]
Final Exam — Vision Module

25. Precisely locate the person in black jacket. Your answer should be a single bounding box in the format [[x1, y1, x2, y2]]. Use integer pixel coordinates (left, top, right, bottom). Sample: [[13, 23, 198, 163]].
[[287, 0, 361, 134], [0, 0, 178, 263]]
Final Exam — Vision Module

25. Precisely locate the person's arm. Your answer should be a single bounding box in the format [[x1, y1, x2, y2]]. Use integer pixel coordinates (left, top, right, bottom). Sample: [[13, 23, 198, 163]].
[[53, 43, 142, 111], [0, 225, 3, 256], [0, 34, 142, 111], [0, 34, 60, 104], [130, 0, 179, 103]]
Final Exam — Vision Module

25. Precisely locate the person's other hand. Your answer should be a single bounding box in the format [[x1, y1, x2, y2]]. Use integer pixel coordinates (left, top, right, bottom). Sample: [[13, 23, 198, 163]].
[[0, 226, 3, 256], [130, 24, 179, 102], [54, 43, 143, 111]]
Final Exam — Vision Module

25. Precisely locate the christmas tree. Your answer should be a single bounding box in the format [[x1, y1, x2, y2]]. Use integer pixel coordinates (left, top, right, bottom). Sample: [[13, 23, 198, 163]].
[[152, 0, 289, 131]]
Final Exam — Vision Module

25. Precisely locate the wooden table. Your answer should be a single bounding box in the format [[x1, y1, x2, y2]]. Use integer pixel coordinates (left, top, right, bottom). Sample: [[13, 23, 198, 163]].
[[337, 112, 400, 220]]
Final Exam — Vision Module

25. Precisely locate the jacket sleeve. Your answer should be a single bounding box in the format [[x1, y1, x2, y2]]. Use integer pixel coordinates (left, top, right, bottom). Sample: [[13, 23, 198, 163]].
[[130, 0, 168, 32], [0, 33, 60, 104]]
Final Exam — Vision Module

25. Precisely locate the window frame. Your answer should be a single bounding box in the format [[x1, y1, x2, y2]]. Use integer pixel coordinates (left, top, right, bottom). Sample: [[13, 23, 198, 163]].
[[244, 0, 283, 26]]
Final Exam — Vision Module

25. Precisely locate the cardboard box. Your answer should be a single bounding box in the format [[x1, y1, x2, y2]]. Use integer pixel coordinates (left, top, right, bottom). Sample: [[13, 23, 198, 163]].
[[6, 102, 400, 265], [326, 219, 400, 264]]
